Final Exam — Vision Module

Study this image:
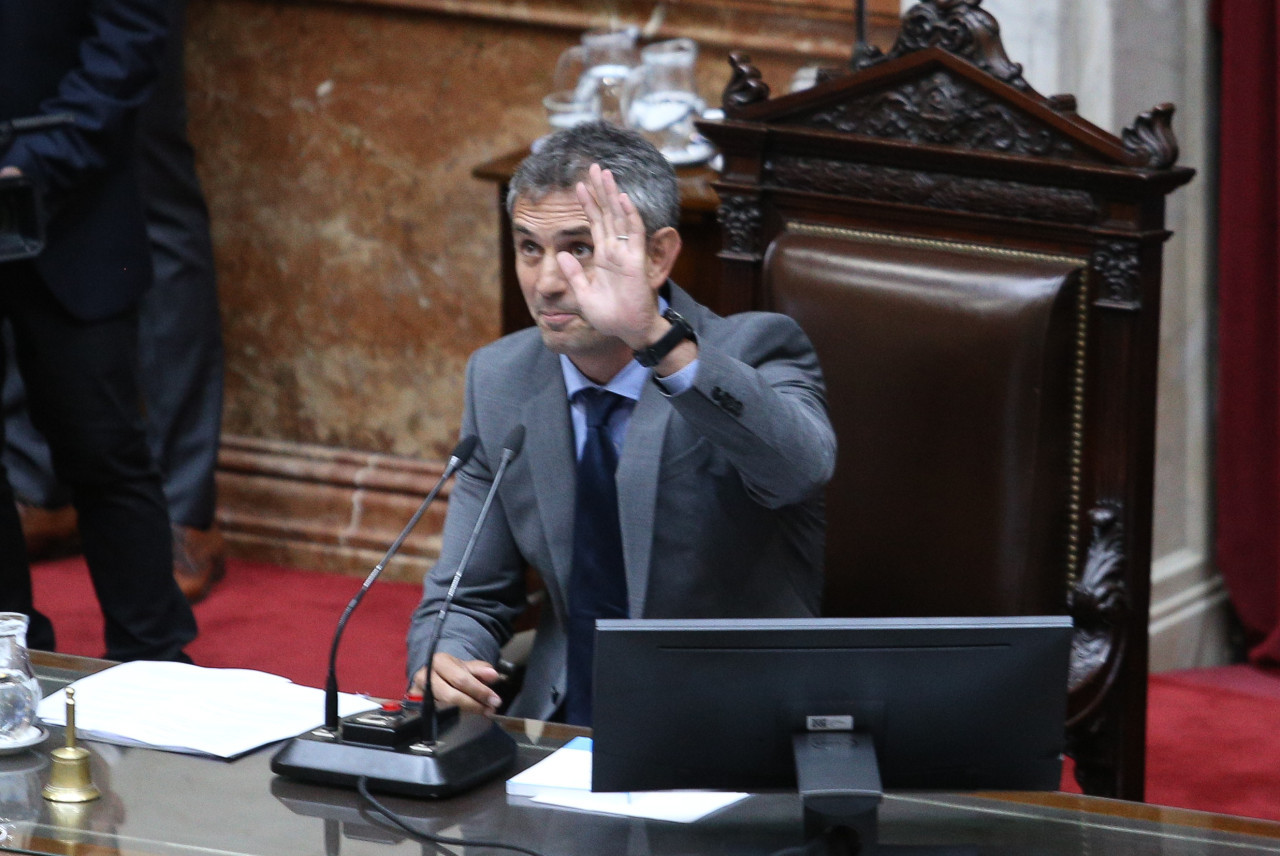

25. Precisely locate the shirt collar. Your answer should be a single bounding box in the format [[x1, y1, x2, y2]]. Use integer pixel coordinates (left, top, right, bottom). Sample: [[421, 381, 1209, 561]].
[[560, 354, 648, 403]]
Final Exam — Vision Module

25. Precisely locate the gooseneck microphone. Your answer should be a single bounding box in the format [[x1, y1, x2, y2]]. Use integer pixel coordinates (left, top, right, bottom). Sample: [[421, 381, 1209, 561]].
[[420, 424, 525, 742], [271, 429, 523, 799], [322, 435, 478, 731]]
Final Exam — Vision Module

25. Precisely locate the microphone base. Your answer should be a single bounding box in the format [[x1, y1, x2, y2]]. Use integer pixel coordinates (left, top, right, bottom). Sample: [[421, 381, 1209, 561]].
[[270, 712, 517, 799]]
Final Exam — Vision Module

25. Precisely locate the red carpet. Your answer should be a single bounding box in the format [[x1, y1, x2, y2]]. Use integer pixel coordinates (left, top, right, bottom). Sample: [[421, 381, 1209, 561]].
[[30, 556, 1280, 822], [31, 556, 424, 700], [1144, 665, 1280, 820]]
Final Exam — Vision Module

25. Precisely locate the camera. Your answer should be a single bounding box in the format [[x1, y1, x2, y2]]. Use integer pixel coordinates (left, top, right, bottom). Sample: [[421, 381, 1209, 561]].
[[0, 174, 43, 262], [0, 113, 75, 262]]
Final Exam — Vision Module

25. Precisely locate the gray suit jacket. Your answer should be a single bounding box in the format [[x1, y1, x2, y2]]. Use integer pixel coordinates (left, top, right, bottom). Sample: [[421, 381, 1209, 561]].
[[407, 284, 836, 719]]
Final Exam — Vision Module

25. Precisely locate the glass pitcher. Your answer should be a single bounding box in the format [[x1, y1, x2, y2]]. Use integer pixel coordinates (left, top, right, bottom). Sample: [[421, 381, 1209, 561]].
[[0, 752, 45, 849], [550, 27, 640, 127], [622, 38, 709, 162], [0, 614, 40, 741]]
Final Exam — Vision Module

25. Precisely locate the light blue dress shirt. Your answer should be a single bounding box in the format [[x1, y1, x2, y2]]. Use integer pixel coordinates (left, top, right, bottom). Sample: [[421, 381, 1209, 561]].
[[559, 299, 698, 459]]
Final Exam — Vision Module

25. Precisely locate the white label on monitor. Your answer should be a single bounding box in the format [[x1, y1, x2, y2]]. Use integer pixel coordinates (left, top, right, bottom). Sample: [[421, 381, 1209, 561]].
[[806, 715, 854, 732]]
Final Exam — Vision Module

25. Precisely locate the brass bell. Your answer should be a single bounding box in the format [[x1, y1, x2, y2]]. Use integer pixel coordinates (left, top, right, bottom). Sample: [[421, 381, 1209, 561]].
[[42, 687, 101, 803]]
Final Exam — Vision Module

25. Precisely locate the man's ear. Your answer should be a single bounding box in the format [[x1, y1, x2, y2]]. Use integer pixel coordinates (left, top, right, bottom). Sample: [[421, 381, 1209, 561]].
[[645, 226, 683, 290]]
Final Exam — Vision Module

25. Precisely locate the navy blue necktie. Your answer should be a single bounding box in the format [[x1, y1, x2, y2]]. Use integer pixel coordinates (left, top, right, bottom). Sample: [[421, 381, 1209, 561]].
[[563, 388, 628, 726]]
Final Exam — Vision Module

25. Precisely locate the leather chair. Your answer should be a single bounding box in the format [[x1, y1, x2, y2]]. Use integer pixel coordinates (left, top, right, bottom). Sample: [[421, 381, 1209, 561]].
[[765, 230, 1082, 621], [697, 0, 1193, 801]]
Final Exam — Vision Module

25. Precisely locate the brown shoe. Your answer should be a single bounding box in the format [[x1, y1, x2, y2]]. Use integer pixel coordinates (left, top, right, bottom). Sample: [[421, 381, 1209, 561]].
[[16, 502, 80, 562], [172, 523, 226, 604]]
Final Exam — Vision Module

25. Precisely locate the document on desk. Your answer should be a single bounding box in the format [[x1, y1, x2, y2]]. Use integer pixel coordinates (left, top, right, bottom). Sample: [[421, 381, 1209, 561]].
[[36, 661, 379, 759], [506, 736, 749, 823]]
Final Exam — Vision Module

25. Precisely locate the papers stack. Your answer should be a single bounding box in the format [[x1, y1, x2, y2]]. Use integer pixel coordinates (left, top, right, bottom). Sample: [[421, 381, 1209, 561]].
[[506, 736, 749, 822], [37, 660, 379, 759]]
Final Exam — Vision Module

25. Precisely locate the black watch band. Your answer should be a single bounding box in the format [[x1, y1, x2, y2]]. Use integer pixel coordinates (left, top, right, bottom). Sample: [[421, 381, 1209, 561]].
[[633, 308, 696, 368]]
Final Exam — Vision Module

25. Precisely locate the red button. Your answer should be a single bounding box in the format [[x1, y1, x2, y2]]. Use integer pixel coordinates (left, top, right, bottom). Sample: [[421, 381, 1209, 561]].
[[380, 700, 402, 713]]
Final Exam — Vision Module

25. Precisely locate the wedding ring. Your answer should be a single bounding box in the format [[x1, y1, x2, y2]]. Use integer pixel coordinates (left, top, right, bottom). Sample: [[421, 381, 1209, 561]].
[[615, 235, 630, 241]]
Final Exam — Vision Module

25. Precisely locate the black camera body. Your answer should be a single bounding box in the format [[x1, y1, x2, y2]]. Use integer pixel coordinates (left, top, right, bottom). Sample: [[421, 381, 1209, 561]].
[[0, 173, 44, 262], [0, 113, 75, 263]]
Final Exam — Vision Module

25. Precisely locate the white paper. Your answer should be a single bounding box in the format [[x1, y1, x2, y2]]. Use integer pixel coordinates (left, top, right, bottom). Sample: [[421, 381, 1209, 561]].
[[36, 661, 379, 759], [506, 736, 749, 822]]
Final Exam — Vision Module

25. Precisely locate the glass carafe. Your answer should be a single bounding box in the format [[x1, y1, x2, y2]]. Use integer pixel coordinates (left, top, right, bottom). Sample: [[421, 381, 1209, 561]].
[[551, 27, 640, 126], [622, 38, 709, 162], [0, 752, 45, 849], [0, 614, 40, 742]]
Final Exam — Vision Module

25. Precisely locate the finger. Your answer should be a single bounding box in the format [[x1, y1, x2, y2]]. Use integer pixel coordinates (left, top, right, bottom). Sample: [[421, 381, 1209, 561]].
[[577, 166, 607, 228], [556, 250, 590, 292], [615, 190, 645, 242], [588, 173, 645, 268], [409, 666, 428, 696], [424, 655, 494, 706], [597, 167, 627, 224], [576, 181, 626, 270], [430, 655, 502, 713], [596, 167, 634, 245]]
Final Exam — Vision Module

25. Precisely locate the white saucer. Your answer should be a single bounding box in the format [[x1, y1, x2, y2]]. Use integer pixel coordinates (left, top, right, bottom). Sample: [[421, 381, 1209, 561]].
[[664, 139, 715, 166], [0, 724, 48, 755]]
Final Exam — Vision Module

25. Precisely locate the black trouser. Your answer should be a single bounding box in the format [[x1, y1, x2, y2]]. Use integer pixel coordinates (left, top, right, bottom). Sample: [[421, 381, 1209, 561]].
[[0, 261, 196, 661]]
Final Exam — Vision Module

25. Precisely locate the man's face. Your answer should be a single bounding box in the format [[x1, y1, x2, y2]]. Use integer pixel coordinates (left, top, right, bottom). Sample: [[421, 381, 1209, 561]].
[[512, 190, 622, 363]]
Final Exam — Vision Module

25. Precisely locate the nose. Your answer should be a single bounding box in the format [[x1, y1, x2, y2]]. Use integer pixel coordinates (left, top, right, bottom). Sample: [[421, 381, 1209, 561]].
[[535, 251, 569, 298]]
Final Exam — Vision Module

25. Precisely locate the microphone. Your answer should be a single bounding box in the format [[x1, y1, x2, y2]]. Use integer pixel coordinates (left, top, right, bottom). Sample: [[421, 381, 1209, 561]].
[[323, 435, 478, 730], [420, 424, 525, 742], [271, 429, 524, 799]]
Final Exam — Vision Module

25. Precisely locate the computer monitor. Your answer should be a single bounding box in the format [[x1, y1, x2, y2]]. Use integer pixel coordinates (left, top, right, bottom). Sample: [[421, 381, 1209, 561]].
[[591, 616, 1072, 852]]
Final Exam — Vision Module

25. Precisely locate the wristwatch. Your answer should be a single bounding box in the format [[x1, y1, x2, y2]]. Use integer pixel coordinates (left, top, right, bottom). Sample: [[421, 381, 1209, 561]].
[[633, 308, 696, 368]]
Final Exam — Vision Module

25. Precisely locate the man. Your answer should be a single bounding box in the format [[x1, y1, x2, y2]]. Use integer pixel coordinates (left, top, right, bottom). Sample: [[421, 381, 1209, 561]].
[[407, 122, 834, 724], [0, 0, 197, 661], [3, 0, 227, 604]]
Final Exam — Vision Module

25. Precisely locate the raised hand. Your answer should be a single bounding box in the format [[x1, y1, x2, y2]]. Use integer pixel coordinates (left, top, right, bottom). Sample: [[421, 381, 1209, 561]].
[[556, 163, 667, 351]]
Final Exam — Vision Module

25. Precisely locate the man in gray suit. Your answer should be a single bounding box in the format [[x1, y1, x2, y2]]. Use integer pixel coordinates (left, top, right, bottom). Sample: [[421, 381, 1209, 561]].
[[407, 122, 835, 724]]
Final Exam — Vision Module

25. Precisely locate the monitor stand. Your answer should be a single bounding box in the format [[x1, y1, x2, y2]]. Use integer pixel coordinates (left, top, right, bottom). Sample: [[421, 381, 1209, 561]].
[[793, 732, 883, 855]]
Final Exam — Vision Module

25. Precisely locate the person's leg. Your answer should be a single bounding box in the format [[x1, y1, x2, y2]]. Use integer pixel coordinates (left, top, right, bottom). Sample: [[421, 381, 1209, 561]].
[[10, 281, 196, 662], [1, 330, 71, 511], [134, 0, 226, 602], [2, 325, 79, 561], [0, 266, 58, 651], [135, 0, 223, 536]]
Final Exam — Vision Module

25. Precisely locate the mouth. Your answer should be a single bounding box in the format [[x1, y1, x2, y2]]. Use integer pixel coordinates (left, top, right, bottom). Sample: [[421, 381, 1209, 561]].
[[538, 308, 580, 329]]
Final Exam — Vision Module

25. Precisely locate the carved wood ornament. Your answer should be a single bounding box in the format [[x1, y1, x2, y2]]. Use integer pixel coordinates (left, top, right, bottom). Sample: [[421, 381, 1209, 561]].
[[1068, 504, 1129, 718], [874, 0, 1027, 88]]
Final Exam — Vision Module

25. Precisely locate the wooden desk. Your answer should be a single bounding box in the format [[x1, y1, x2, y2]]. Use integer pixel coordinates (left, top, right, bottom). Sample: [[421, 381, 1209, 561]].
[[473, 149, 726, 336], [12, 652, 1280, 856]]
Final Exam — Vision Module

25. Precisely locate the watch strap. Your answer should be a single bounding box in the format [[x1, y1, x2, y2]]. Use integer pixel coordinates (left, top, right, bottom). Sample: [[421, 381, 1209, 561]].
[[633, 308, 696, 368]]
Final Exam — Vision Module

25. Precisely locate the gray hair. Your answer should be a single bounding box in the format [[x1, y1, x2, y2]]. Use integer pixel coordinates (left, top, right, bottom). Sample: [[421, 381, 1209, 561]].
[[506, 121, 680, 236]]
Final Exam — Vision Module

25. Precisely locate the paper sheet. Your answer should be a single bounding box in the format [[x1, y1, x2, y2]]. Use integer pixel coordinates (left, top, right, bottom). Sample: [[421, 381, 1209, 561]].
[[506, 736, 749, 822], [36, 660, 379, 759]]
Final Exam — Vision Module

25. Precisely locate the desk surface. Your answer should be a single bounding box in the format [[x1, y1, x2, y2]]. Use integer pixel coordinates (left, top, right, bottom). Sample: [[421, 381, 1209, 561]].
[[5, 652, 1280, 856]]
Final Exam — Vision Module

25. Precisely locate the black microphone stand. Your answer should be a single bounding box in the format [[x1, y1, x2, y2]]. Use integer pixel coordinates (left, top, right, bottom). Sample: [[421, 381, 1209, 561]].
[[271, 431, 521, 798], [419, 425, 524, 744], [322, 435, 477, 731]]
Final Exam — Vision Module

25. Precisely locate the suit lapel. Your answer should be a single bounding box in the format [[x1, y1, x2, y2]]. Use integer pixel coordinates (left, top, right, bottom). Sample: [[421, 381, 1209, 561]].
[[523, 361, 576, 614], [616, 378, 671, 617]]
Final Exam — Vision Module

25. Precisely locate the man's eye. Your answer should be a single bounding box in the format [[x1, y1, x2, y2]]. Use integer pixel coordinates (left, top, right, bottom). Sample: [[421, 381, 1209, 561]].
[[517, 241, 542, 258], [569, 243, 594, 260]]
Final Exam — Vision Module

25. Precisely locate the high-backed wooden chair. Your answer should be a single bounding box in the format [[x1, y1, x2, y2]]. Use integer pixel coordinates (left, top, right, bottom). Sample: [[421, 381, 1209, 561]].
[[697, 0, 1193, 801]]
